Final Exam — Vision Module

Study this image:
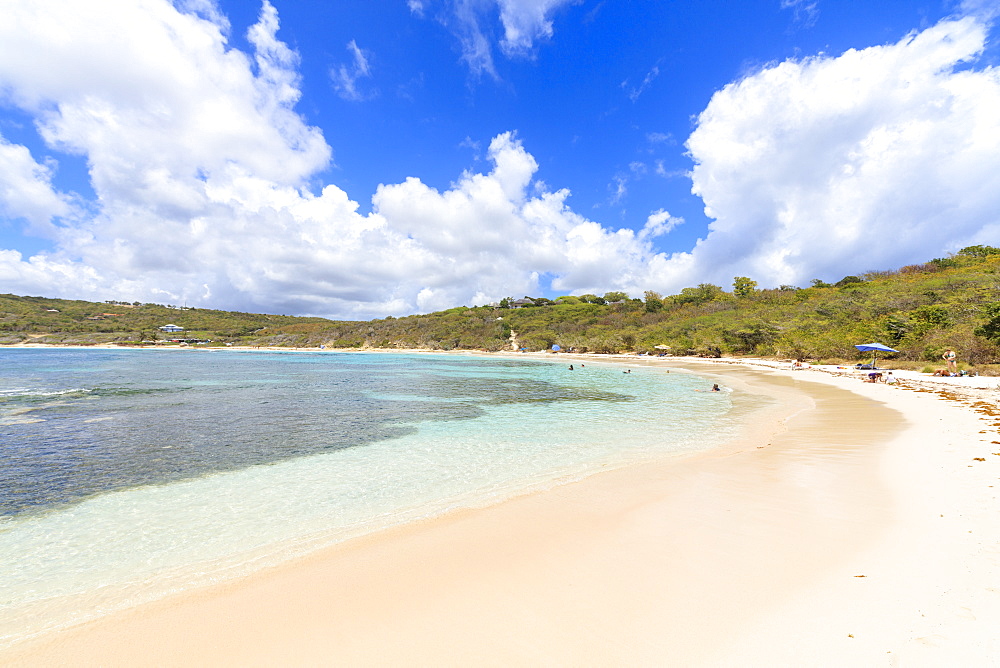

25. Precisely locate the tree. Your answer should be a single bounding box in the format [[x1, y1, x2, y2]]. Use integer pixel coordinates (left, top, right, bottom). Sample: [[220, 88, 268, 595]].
[[555, 295, 582, 304], [911, 305, 949, 328], [603, 291, 629, 302], [884, 315, 910, 343], [810, 279, 832, 288], [723, 322, 779, 353], [732, 276, 758, 298], [835, 275, 863, 287], [643, 290, 663, 313], [676, 284, 723, 305], [929, 257, 959, 269], [974, 303, 1000, 342], [958, 245, 1000, 258]]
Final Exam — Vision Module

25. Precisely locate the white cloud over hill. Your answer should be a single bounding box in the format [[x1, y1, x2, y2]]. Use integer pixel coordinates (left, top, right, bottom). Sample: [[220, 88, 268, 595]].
[[684, 16, 1000, 287], [0, 1, 997, 318]]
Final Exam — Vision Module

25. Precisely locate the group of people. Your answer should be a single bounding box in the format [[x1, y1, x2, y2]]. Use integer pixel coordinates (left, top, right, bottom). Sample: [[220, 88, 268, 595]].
[[866, 371, 897, 384], [930, 349, 974, 376], [863, 349, 962, 384]]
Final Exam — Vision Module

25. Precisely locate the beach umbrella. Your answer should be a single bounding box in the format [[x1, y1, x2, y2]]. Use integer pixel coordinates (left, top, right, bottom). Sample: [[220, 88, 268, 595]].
[[551, 344, 561, 352], [854, 342, 898, 369], [654, 344, 671, 349]]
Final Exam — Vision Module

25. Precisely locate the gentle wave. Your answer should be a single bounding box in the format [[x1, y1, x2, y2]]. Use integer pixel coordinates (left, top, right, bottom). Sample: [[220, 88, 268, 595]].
[[0, 388, 92, 399]]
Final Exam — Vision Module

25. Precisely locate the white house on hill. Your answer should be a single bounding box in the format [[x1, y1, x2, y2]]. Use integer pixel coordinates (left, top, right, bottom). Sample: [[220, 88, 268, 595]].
[[159, 324, 185, 332]]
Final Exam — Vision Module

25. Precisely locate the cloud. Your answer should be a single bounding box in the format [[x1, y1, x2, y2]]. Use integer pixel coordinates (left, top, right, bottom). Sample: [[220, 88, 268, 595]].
[[451, 0, 499, 79], [426, 0, 575, 77], [780, 0, 819, 29], [3, 2, 994, 320], [622, 64, 660, 102], [331, 39, 375, 101], [682, 15, 1000, 288], [0, 0, 329, 201], [458, 135, 482, 159], [0, 134, 74, 234], [639, 209, 682, 241], [0, 0, 680, 317], [608, 175, 627, 205], [653, 160, 686, 179], [368, 131, 669, 309], [960, 0, 1000, 21], [496, 0, 575, 56]]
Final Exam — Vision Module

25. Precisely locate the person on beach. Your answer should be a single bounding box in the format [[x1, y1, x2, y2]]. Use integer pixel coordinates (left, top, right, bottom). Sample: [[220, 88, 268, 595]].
[[711, 384, 721, 391], [943, 349, 957, 373], [568, 364, 574, 370], [885, 372, 897, 385]]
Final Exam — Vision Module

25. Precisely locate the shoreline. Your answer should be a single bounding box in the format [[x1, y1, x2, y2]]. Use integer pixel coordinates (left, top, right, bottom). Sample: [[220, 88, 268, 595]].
[[3, 353, 1000, 664]]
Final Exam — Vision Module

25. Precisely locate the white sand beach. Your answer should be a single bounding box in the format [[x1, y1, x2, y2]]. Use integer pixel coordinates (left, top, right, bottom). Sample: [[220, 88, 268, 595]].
[[3, 356, 999, 666]]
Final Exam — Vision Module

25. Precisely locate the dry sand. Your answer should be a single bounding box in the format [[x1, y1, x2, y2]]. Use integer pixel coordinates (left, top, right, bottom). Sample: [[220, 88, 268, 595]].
[[3, 356, 999, 666]]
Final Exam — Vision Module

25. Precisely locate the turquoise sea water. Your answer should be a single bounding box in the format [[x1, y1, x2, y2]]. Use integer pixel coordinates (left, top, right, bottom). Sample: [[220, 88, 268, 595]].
[[0, 348, 755, 646]]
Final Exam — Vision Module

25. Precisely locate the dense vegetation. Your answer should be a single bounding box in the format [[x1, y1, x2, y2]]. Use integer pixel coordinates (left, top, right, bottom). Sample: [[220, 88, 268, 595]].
[[0, 295, 332, 345], [4, 246, 1000, 367]]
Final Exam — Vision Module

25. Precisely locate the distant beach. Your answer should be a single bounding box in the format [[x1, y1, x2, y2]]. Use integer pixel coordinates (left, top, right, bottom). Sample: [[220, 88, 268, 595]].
[[3, 350, 1000, 665]]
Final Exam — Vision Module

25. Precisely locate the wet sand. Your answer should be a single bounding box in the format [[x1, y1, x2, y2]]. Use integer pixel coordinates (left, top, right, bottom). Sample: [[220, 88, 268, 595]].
[[3, 359, 999, 666]]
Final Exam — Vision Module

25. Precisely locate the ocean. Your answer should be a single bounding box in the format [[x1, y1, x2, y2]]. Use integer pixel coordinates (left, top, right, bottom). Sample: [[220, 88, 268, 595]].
[[0, 348, 755, 646]]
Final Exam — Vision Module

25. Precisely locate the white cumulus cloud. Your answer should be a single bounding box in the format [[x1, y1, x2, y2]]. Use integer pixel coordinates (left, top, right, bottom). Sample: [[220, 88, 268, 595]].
[[1, 1, 997, 319], [496, 0, 574, 55], [0, 0, 677, 317], [0, 135, 74, 234], [639, 210, 682, 241], [681, 15, 1000, 288]]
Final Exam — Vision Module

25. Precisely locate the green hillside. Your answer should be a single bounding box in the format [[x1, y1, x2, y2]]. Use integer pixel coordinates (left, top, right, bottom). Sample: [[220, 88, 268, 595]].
[[0, 295, 337, 346], [4, 246, 1000, 368], [341, 247, 1000, 366]]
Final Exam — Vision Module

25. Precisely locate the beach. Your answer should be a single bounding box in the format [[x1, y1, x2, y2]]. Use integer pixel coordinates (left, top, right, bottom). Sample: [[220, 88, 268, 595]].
[[3, 355, 1000, 666]]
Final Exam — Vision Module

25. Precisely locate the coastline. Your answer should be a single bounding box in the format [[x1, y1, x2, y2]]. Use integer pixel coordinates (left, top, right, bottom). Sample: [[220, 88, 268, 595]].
[[3, 353, 999, 665]]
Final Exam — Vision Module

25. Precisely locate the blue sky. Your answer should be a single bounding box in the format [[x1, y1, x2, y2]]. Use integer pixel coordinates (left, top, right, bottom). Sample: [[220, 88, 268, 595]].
[[1, 0, 998, 318]]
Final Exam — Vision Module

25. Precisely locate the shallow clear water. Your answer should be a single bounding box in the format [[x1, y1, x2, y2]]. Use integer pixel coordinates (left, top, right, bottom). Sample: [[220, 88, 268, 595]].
[[0, 349, 753, 646]]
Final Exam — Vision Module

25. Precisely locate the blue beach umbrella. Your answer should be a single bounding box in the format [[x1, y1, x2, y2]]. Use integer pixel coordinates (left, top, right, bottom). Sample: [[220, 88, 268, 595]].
[[854, 342, 898, 369], [551, 344, 561, 352]]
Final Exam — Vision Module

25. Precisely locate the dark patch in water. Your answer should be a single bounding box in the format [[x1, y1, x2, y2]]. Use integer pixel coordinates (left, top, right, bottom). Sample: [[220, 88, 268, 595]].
[[0, 351, 511, 519], [0, 350, 645, 520], [409, 374, 634, 404]]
